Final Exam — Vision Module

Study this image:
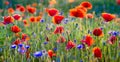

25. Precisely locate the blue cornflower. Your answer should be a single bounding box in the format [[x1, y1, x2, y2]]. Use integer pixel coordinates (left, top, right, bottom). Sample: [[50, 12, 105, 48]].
[[11, 44, 17, 49], [109, 31, 119, 36], [112, 31, 118, 36], [25, 45, 30, 49], [53, 47, 57, 52], [40, 19, 45, 23], [18, 44, 23, 48], [77, 44, 83, 49], [33, 51, 43, 58], [18, 47, 26, 54], [44, 41, 48, 45], [64, 18, 69, 24]]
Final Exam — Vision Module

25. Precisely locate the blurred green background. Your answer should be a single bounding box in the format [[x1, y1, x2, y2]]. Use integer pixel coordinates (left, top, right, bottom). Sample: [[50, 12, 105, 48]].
[[0, 0, 120, 16]]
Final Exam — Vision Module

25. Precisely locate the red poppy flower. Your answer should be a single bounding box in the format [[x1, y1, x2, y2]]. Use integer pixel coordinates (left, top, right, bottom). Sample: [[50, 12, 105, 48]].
[[3, 16, 14, 24], [116, 0, 120, 5], [54, 26, 64, 34], [47, 8, 58, 16], [93, 28, 103, 37], [57, 36, 66, 43], [108, 36, 117, 44], [48, 50, 54, 58], [66, 40, 75, 50], [21, 33, 30, 42], [69, 8, 86, 18], [23, 19, 29, 27], [75, 6, 87, 12], [82, 35, 94, 46], [52, 15, 64, 24], [13, 38, 21, 45], [13, 14, 22, 20], [29, 16, 36, 22], [80, 1, 92, 10], [92, 47, 102, 58], [102, 13, 116, 22], [8, 8, 14, 14], [27, 6, 36, 14], [36, 16, 42, 22], [11, 25, 21, 33], [17, 6, 26, 13]]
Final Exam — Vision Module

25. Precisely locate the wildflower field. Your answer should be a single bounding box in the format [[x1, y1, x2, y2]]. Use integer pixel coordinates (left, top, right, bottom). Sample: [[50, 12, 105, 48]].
[[0, 0, 120, 62]]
